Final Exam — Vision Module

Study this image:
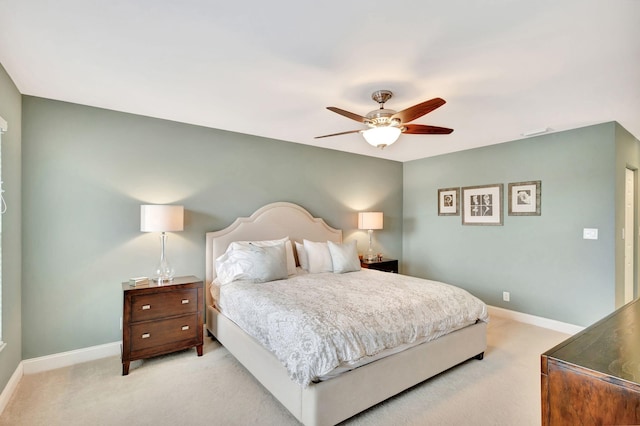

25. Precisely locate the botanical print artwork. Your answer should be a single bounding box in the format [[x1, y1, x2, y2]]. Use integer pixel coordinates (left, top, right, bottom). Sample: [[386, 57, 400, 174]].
[[470, 193, 493, 216], [462, 184, 503, 225], [508, 181, 541, 216], [438, 187, 460, 216], [516, 189, 532, 206]]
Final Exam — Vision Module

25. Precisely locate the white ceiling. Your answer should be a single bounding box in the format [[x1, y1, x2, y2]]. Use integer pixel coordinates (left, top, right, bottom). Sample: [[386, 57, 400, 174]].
[[1, 0, 639, 162]]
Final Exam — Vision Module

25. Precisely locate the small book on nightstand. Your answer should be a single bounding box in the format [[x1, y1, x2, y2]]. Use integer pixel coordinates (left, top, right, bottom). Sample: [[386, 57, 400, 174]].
[[128, 276, 149, 286]]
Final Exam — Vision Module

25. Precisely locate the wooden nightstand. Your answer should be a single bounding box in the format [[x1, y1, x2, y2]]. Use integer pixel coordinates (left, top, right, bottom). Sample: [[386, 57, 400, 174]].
[[121, 275, 204, 375], [360, 258, 399, 273]]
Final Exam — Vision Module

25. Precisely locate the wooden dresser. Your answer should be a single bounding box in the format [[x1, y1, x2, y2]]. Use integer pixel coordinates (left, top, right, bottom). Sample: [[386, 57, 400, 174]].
[[121, 275, 203, 375], [541, 298, 640, 425]]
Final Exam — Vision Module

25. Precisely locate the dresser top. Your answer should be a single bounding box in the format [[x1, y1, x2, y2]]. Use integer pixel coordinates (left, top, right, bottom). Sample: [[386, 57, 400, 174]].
[[121, 275, 202, 292], [543, 298, 640, 384]]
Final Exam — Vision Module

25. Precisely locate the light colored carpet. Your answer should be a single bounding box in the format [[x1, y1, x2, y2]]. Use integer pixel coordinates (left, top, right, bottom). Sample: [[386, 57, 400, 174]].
[[0, 316, 569, 425]]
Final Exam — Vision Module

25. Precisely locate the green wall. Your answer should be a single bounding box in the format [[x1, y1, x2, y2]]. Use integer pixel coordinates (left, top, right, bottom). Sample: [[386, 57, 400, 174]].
[[1, 80, 637, 382], [21, 96, 403, 359], [0, 64, 22, 392], [403, 123, 635, 327]]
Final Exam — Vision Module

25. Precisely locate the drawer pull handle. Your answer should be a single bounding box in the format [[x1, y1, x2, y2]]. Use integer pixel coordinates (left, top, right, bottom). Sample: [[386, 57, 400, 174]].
[[142, 304, 151, 310], [181, 326, 190, 331], [141, 333, 151, 339], [181, 299, 189, 304]]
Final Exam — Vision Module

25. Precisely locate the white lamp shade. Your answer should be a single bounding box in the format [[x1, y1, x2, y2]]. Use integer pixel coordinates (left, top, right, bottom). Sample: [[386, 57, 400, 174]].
[[362, 127, 401, 148], [141, 205, 184, 232], [358, 212, 383, 230]]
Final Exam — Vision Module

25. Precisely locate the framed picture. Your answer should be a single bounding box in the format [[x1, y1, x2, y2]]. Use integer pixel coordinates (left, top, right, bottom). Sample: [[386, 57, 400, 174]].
[[508, 180, 541, 216], [462, 184, 503, 225], [438, 187, 460, 216]]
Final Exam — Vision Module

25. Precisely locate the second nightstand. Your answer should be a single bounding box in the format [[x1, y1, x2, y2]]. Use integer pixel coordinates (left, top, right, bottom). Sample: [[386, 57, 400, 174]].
[[121, 275, 204, 375], [360, 258, 399, 273]]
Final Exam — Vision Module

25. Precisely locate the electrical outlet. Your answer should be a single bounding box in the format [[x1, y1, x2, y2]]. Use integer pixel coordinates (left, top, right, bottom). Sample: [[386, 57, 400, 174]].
[[503, 291, 510, 302]]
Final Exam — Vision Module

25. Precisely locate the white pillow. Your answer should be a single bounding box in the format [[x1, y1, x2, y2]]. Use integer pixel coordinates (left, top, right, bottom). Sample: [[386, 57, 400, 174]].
[[294, 241, 308, 271], [229, 237, 296, 276], [328, 240, 361, 274], [215, 242, 288, 285], [303, 240, 333, 274]]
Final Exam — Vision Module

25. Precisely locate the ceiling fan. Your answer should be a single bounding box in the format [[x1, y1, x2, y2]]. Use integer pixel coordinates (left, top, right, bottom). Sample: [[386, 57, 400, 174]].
[[316, 90, 453, 149]]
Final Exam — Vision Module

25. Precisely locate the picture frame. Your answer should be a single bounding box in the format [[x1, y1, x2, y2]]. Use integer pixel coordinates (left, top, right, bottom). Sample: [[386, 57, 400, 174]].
[[462, 184, 503, 225], [438, 187, 460, 216], [508, 180, 541, 216]]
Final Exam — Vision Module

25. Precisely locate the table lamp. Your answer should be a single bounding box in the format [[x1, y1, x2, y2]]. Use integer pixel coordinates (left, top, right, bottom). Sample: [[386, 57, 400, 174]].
[[358, 211, 383, 261], [141, 204, 184, 281]]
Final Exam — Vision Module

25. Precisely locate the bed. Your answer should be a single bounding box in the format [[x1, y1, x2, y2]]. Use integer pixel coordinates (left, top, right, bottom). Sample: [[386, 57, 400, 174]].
[[205, 202, 488, 426]]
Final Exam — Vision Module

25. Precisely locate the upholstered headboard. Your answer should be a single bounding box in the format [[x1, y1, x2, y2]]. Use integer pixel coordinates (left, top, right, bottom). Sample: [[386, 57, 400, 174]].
[[205, 202, 342, 294]]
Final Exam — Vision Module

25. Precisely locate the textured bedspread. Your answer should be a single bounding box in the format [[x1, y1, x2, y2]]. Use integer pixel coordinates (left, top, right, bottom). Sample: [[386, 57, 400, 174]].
[[217, 269, 488, 387]]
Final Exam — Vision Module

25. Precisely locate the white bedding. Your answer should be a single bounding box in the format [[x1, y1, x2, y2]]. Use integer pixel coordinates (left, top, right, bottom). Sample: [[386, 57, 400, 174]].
[[216, 268, 489, 387]]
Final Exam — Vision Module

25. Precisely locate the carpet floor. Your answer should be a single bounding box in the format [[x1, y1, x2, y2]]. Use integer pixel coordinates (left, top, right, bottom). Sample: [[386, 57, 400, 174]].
[[0, 316, 569, 425]]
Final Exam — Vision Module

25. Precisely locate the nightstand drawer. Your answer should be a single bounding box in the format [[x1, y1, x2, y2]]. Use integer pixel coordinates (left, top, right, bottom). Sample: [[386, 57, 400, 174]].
[[361, 258, 398, 273], [130, 314, 198, 352], [130, 288, 197, 322]]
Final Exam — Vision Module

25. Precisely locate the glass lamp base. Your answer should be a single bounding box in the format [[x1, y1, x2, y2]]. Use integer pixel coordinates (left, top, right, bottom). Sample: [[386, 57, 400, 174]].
[[153, 232, 175, 282], [365, 229, 377, 261], [366, 249, 376, 261], [152, 259, 175, 282]]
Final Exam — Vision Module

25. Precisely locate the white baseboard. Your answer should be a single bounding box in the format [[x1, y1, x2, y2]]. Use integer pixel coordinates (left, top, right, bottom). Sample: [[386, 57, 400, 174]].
[[0, 361, 23, 416], [1, 341, 120, 415], [13, 311, 581, 375], [1, 310, 579, 415], [21, 341, 121, 375], [488, 305, 584, 335]]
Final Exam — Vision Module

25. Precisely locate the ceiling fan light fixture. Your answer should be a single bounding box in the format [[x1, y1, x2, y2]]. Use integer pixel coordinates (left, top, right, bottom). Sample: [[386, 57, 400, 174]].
[[362, 126, 401, 149], [316, 90, 452, 145]]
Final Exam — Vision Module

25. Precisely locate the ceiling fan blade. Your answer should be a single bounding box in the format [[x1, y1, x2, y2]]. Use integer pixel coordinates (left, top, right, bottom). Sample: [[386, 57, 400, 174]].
[[315, 129, 363, 139], [392, 98, 446, 123], [403, 124, 454, 135], [326, 107, 368, 123]]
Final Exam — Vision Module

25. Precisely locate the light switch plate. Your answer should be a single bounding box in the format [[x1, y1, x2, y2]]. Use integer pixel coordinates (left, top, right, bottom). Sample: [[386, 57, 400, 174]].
[[583, 228, 598, 240]]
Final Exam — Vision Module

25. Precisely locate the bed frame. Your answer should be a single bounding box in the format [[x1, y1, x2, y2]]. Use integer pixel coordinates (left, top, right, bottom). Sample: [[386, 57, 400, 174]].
[[205, 202, 486, 426]]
